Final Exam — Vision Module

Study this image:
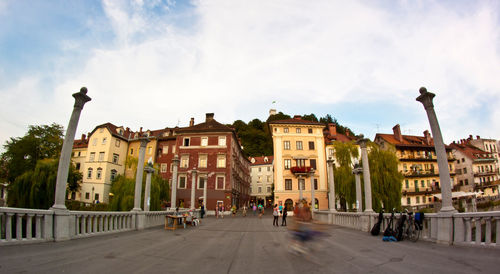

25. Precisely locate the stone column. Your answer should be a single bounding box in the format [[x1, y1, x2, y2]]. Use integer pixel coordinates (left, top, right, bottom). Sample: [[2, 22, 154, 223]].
[[143, 166, 155, 212], [357, 137, 373, 213], [203, 176, 207, 210], [310, 169, 316, 211], [52, 87, 91, 210], [353, 163, 363, 213], [171, 155, 180, 209], [327, 159, 336, 212], [417, 87, 455, 213], [190, 169, 197, 210], [51, 87, 90, 242], [132, 138, 150, 212]]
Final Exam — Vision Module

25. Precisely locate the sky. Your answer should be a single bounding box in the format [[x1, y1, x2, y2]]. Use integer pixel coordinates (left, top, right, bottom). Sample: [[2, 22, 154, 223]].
[[1, 0, 500, 152]]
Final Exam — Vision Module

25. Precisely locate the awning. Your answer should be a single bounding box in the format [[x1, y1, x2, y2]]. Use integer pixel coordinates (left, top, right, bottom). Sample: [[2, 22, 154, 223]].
[[433, 191, 483, 200]]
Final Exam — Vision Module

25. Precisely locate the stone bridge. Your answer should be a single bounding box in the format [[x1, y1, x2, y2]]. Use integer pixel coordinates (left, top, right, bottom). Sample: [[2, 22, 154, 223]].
[[1, 212, 499, 274]]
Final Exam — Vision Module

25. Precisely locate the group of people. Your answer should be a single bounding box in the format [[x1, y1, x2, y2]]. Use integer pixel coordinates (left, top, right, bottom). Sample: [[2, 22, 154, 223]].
[[272, 204, 288, 226]]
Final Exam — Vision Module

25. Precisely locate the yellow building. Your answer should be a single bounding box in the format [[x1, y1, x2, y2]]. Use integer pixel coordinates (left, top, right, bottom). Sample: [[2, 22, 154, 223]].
[[78, 123, 131, 204], [269, 115, 328, 210], [69, 134, 89, 201], [124, 128, 164, 179], [375, 124, 456, 210]]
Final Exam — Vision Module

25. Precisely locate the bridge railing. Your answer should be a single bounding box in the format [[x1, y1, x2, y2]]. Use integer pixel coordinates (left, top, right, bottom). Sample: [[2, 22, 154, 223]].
[[0, 207, 54, 245], [69, 211, 135, 238], [453, 212, 500, 247]]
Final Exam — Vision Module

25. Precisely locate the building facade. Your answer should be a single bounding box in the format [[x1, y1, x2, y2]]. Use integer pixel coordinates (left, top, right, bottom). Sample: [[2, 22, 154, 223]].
[[269, 115, 328, 211], [375, 124, 456, 209], [249, 156, 274, 207]]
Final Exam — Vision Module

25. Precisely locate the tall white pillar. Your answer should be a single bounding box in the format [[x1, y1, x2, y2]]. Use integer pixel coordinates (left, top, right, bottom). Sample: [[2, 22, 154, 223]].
[[132, 138, 150, 212], [190, 169, 197, 210], [298, 175, 303, 201], [52, 87, 91, 210], [310, 170, 316, 211], [327, 159, 336, 212], [417, 87, 455, 213], [357, 137, 373, 213], [353, 164, 363, 212], [171, 155, 179, 209], [143, 166, 155, 212]]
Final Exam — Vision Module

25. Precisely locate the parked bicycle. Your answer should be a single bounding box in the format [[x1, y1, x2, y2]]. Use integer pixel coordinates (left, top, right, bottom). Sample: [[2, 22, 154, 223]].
[[402, 209, 420, 242]]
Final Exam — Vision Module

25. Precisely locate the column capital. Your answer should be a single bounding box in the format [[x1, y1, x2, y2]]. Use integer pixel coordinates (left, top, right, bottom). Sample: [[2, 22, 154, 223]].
[[352, 166, 363, 175], [144, 166, 155, 173], [138, 137, 151, 148], [356, 136, 370, 148], [308, 169, 315, 177], [72, 87, 92, 109], [172, 155, 180, 165], [416, 87, 435, 110], [327, 159, 335, 166]]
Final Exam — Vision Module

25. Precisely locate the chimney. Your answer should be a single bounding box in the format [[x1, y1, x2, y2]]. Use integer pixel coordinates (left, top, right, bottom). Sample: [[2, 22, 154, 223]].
[[328, 123, 337, 136], [189, 118, 194, 127], [293, 115, 301, 119], [81, 134, 86, 141], [345, 129, 350, 137], [140, 127, 143, 133], [206, 113, 215, 122], [476, 135, 480, 140], [423, 130, 431, 145], [393, 124, 403, 142], [269, 109, 277, 116], [468, 135, 473, 140]]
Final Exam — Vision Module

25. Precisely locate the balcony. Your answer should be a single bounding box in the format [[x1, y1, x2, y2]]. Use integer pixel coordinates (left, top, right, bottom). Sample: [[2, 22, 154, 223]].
[[402, 170, 438, 178], [473, 168, 499, 177], [290, 166, 313, 175], [402, 187, 441, 195], [474, 180, 500, 190]]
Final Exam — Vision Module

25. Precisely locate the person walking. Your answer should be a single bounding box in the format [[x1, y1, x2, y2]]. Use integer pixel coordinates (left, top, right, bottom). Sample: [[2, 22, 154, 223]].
[[253, 204, 257, 216], [281, 207, 287, 226], [258, 204, 263, 218], [242, 205, 247, 217], [221, 204, 225, 219], [273, 204, 279, 226], [200, 203, 205, 219]]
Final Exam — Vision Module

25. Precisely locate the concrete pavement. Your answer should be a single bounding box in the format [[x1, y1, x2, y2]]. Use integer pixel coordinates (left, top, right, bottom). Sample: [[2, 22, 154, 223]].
[[1, 212, 499, 273]]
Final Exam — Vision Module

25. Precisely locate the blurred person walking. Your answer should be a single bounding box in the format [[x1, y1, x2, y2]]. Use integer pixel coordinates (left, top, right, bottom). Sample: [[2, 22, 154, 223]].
[[273, 204, 279, 226]]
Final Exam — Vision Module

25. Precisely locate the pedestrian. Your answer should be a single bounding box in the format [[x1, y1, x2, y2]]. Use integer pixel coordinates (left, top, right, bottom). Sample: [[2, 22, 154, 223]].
[[253, 204, 257, 216], [242, 205, 247, 217], [258, 204, 263, 218], [216, 205, 220, 219], [281, 207, 287, 226], [221, 204, 225, 219], [200, 202, 205, 219], [273, 204, 279, 226], [279, 203, 283, 216], [232, 205, 237, 217]]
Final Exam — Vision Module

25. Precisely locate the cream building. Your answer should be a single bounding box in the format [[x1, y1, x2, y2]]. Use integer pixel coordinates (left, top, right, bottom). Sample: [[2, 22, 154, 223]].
[[269, 115, 328, 211], [249, 156, 274, 206], [69, 134, 89, 201]]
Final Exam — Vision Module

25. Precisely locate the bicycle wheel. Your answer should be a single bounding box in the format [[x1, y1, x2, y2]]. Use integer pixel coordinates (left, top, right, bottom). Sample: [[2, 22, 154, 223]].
[[407, 220, 419, 242]]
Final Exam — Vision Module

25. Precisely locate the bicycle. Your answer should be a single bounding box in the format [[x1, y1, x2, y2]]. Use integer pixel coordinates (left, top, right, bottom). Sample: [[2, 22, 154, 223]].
[[403, 210, 420, 242]]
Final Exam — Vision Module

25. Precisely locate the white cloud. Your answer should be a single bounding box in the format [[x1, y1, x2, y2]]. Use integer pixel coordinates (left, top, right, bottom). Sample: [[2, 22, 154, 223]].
[[1, 0, 500, 150]]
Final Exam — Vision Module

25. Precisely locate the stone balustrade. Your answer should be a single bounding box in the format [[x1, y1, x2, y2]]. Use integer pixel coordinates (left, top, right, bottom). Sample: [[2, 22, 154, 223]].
[[1, 207, 199, 245], [1, 207, 54, 245], [453, 211, 500, 247]]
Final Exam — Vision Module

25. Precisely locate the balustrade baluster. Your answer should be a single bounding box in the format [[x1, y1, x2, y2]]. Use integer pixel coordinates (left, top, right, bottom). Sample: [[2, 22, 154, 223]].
[[35, 215, 42, 239], [99, 215, 103, 233], [80, 215, 85, 235], [16, 213, 23, 241], [92, 215, 97, 234], [6, 213, 13, 241], [495, 217, 500, 246], [485, 217, 492, 245], [474, 218, 482, 245], [26, 214, 34, 240], [464, 218, 472, 242]]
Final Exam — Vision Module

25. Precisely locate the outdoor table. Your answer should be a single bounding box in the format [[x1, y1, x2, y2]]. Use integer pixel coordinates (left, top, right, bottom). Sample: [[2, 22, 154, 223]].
[[165, 215, 187, 230]]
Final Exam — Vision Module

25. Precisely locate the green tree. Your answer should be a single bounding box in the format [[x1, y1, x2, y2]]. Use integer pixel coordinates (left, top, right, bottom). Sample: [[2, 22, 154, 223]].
[[368, 143, 403, 212], [7, 159, 81, 209], [333, 141, 359, 211], [2, 123, 64, 182], [301, 113, 318, 122]]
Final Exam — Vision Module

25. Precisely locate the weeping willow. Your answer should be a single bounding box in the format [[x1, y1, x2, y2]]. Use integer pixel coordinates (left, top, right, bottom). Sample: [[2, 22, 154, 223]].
[[333, 141, 359, 211]]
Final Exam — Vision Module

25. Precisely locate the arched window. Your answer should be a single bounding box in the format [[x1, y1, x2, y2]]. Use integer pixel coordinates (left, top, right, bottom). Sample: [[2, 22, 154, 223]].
[[87, 168, 93, 179], [96, 168, 102, 179], [110, 169, 117, 181]]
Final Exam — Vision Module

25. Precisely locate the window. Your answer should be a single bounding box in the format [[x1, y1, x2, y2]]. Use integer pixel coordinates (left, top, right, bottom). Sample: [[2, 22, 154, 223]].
[[163, 145, 169, 154], [113, 154, 119, 164], [284, 128, 289, 133], [115, 139, 120, 147], [296, 128, 301, 133], [199, 154, 208, 168], [92, 138, 97, 146], [75, 163, 81, 170], [87, 168, 93, 179], [405, 180, 409, 189], [285, 179, 292, 190], [310, 159, 317, 170], [463, 167, 467, 174], [308, 141, 315, 150], [102, 137, 107, 145], [267, 186, 271, 193], [296, 159, 305, 167], [110, 169, 117, 181], [421, 180, 425, 188], [90, 152, 95, 162], [85, 192, 90, 199], [217, 154, 226, 168], [147, 147, 152, 154], [284, 141, 291, 150], [95, 193, 99, 202], [267, 175, 271, 182], [465, 179, 469, 185], [258, 167, 262, 172], [161, 164, 167, 173], [308, 128, 313, 134], [416, 196, 420, 204], [130, 148, 134, 155], [180, 155, 189, 168], [218, 136, 226, 146], [296, 141, 303, 150], [198, 177, 206, 189], [96, 168, 102, 179], [284, 159, 291, 169], [314, 179, 318, 190], [267, 167, 271, 171], [178, 176, 187, 189], [183, 137, 190, 146], [298, 179, 305, 190], [99, 152, 105, 161], [201, 137, 208, 146], [172, 146, 176, 154], [216, 176, 225, 190], [407, 197, 411, 205], [462, 158, 465, 163], [258, 187, 262, 193]]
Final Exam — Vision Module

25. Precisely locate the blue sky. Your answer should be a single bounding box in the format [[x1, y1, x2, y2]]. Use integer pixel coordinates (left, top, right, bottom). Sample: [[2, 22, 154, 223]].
[[1, 0, 500, 151]]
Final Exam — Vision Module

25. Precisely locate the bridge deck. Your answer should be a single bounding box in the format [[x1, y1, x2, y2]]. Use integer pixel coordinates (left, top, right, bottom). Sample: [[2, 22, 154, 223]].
[[1, 213, 499, 273]]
